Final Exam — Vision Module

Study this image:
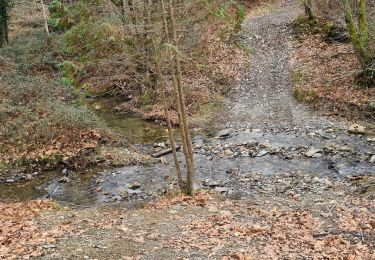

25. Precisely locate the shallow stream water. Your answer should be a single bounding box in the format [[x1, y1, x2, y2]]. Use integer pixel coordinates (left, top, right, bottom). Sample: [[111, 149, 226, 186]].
[[0, 98, 172, 205], [0, 98, 374, 206]]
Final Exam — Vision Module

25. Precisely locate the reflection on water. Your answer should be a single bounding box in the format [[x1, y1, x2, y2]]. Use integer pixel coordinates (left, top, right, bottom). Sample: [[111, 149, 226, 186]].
[[85, 97, 171, 144]]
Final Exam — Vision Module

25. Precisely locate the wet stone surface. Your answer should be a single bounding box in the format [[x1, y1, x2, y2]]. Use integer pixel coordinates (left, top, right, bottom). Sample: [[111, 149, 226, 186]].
[[0, 125, 373, 206], [31, 127, 374, 205]]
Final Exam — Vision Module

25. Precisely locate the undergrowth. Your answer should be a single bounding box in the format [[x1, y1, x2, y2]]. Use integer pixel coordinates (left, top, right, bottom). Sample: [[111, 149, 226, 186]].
[[47, 0, 248, 116], [0, 16, 112, 170]]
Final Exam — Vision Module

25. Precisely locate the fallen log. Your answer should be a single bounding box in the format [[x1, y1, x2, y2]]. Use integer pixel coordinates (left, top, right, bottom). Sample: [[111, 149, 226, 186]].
[[151, 145, 181, 158]]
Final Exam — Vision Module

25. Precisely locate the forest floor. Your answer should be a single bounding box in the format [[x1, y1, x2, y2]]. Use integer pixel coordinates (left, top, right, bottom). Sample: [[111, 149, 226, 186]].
[[1, 0, 375, 259]]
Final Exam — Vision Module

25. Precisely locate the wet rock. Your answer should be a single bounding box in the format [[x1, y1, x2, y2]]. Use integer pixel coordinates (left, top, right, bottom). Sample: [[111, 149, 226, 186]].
[[348, 124, 365, 135], [58, 177, 69, 183], [223, 149, 233, 156], [5, 179, 14, 183], [217, 128, 233, 138], [338, 146, 352, 152], [154, 142, 167, 148], [129, 183, 141, 189], [307, 132, 316, 138], [111, 195, 122, 202], [203, 179, 220, 187], [259, 140, 271, 149], [370, 155, 375, 163], [312, 153, 322, 158], [251, 129, 262, 133], [284, 154, 294, 160], [312, 177, 321, 183], [214, 187, 229, 193], [256, 150, 268, 157], [127, 189, 142, 196], [42, 244, 56, 249], [241, 151, 250, 157], [305, 148, 322, 157], [246, 140, 258, 146]]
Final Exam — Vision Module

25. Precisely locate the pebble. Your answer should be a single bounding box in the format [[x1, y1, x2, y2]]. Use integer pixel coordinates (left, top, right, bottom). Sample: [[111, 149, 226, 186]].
[[305, 148, 322, 157], [217, 128, 233, 138], [348, 124, 365, 134], [214, 187, 229, 193], [42, 244, 56, 249]]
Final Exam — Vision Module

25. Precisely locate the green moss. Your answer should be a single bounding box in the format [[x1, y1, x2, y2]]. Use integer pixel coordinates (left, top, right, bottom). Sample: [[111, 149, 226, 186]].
[[292, 16, 321, 40], [293, 87, 305, 102], [292, 70, 303, 84]]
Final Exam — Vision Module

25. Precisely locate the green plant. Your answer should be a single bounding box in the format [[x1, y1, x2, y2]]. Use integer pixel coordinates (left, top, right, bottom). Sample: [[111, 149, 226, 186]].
[[211, 0, 244, 29], [58, 60, 80, 86], [293, 87, 305, 102], [292, 70, 303, 84]]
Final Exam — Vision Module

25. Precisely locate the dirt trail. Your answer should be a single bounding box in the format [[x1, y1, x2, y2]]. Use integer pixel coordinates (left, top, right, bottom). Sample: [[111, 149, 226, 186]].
[[218, 1, 344, 132]]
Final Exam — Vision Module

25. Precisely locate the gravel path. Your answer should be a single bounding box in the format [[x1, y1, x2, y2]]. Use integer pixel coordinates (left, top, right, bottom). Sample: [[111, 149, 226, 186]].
[[218, 1, 345, 133]]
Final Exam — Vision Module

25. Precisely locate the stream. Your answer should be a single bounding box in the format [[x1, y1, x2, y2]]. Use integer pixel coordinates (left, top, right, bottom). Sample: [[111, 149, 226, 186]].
[[0, 98, 174, 205], [0, 97, 374, 206]]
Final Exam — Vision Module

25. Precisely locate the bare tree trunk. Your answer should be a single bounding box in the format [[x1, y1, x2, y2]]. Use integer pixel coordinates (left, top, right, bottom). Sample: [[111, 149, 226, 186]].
[[150, 0, 184, 190], [40, 0, 50, 36], [161, 0, 194, 195], [304, 0, 314, 20], [167, 0, 194, 195]]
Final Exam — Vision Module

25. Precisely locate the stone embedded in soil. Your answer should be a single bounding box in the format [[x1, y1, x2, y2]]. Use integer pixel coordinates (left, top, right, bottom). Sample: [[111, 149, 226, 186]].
[[252, 129, 262, 133], [203, 179, 220, 187], [42, 244, 56, 249], [305, 148, 322, 157], [214, 187, 229, 193], [127, 189, 142, 196], [129, 183, 141, 189], [5, 179, 15, 183], [217, 128, 233, 138], [348, 124, 366, 134], [58, 177, 69, 183]]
